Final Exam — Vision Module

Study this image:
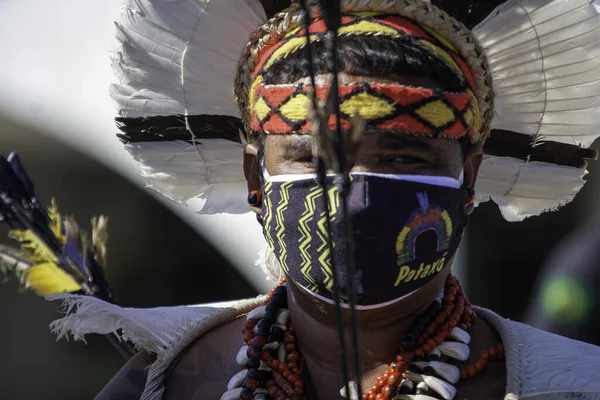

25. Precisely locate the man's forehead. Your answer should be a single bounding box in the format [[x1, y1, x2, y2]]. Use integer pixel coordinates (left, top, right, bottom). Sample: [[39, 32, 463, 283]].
[[265, 132, 447, 152]]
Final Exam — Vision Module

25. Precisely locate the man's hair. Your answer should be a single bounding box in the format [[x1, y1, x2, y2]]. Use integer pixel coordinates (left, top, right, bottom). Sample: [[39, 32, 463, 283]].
[[262, 35, 464, 90]]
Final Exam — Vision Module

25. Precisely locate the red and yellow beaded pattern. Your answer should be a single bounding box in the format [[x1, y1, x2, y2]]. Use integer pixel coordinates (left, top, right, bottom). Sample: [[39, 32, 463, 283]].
[[248, 13, 481, 142], [252, 82, 475, 139]]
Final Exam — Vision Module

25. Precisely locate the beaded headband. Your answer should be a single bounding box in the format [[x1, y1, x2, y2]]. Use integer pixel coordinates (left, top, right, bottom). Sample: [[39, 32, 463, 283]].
[[235, 1, 494, 144], [248, 14, 479, 141]]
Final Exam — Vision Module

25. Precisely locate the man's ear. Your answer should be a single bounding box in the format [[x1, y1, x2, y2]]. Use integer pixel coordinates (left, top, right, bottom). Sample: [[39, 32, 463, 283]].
[[464, 143, 483, 215], [243, 144, 262, 214]]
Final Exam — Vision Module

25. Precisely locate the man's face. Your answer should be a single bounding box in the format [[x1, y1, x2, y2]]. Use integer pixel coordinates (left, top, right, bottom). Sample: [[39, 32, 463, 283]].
[[261, 73, 467, 180]]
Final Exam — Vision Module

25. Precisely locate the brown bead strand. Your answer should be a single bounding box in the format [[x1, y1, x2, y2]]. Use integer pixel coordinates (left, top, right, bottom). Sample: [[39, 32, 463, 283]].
[[419, 277, 462, 345], [264, 323, 306, 400], [242, 278, 288, 347], [263, 278, 287, 304], [415, 276, 465, 355], [460, 343, 505, 379]]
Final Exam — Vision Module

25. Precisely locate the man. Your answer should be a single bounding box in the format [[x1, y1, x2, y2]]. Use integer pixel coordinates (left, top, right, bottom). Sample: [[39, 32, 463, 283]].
[[54, 0, 600, 399]]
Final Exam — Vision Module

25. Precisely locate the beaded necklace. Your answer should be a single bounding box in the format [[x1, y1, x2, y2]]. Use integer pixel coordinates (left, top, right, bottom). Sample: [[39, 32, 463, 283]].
[[221, 275, 504, 400]]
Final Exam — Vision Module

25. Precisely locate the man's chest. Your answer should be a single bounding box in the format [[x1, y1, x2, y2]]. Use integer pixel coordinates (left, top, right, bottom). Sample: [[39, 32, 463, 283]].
[[453, 361, 506, 400]]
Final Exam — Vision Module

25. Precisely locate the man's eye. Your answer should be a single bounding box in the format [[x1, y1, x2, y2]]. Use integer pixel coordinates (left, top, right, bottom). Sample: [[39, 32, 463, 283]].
[[386, 155, 426, 164], [294, 154, 313, 163]]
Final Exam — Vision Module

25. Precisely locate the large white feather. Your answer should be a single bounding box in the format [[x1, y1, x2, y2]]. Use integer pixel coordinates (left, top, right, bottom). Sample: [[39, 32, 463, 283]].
[[111, 0, 266, 118], [473, 0, 600, 220]]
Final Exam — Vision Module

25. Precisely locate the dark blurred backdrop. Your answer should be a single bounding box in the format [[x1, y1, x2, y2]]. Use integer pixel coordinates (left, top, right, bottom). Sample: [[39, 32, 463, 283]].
[[0, 113, 598, 399], [0, 114, 258, 399]]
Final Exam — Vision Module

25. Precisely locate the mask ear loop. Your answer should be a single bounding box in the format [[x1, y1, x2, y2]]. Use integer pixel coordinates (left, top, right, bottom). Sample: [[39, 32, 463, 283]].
[[457, 169, 474, 229], [458, 169, 476, 205]]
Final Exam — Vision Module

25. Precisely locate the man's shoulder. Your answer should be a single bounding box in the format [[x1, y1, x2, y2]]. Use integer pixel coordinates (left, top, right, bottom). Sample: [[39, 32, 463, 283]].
[[163, 315, 247, 399], [477, 307, 600, 399], [95, 312, 249, 400]]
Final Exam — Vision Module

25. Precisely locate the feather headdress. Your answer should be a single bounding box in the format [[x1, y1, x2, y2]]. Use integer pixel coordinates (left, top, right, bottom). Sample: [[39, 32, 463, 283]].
[[111, 0, 599, 221]]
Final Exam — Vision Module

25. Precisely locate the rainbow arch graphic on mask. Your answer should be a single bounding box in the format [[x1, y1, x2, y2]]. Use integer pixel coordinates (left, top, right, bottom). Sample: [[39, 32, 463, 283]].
[[396, 192, 453, 265]]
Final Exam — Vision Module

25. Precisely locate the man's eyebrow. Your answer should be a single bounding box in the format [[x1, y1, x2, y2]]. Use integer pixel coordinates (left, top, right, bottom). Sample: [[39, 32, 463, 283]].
[[379, 133, 433, 150]]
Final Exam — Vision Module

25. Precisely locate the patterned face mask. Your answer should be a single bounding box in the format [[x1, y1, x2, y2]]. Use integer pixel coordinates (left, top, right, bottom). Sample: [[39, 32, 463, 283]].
[[261, 171, 467, 309]]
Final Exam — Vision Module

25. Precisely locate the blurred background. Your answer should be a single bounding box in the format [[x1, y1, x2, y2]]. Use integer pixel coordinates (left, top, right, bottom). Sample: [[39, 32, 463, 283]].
[[0, 1, 599, 399]]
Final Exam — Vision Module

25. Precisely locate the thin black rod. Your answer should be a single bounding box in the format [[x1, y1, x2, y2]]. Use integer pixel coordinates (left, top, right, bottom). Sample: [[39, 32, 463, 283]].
[[301, 2, 352, 394], [320, 3, 365, 396], [106, 331, 136, 360]]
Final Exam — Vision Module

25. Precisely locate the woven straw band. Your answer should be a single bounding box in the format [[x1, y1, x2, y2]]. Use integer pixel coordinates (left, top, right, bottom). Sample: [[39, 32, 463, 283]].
[[252, 82, 475, 139], [235, 0, 493, 143]]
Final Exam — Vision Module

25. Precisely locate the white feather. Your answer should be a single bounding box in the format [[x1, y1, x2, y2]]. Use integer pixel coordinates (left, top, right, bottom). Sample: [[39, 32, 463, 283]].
[[125, 139, 247, 214], [475, 155, 587, 221], [475, 0, 600, 144], [473, 0, 600, 220], [112, 0, 266, 118]]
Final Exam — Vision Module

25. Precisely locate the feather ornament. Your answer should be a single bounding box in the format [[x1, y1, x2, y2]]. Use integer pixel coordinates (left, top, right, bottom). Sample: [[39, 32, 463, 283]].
[[0, 152, 115, 301], [0, 152, 135, 358], [110, 0, 600, 221]]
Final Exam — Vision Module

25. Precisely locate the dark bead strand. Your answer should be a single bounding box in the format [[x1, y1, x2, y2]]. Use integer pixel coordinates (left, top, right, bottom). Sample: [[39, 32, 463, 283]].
[[240, 279, 286, 399], [401, 295, 443, 351], [260, 279, 306, 399]]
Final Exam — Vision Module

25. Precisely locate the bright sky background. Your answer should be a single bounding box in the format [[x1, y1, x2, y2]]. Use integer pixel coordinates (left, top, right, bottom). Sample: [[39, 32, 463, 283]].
[[0, 0, 271, 292]]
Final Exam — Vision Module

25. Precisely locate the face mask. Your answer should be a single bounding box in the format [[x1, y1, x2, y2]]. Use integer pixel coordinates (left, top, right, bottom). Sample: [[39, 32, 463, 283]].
[[261, 171, 467, 309]]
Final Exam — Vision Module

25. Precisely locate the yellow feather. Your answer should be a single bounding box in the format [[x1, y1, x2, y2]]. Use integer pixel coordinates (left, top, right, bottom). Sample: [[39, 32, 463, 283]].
[[48, 199, 66, 245], [9, 228, 82, 296], [10, 229, 59, 264], [24, 262, 80, 296]]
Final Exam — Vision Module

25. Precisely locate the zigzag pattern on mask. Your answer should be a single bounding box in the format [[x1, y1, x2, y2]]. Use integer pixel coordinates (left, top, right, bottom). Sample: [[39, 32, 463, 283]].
[[298, 186, 323, 292], [263, 181, 277, 254], [274, 181, 293, 274]]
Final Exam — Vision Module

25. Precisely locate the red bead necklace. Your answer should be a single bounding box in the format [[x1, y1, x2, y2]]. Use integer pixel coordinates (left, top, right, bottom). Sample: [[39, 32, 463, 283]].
[[238, 275, 503, 400]]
